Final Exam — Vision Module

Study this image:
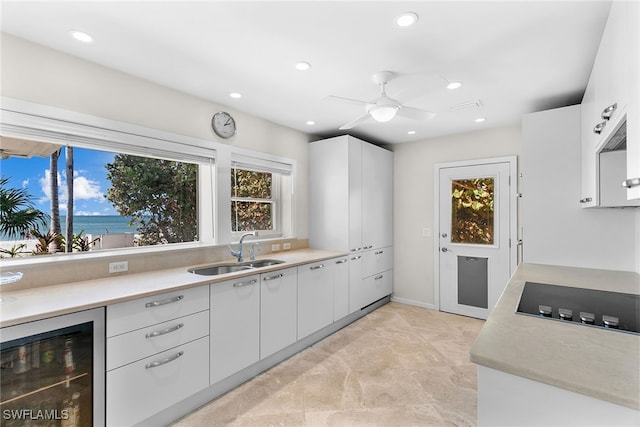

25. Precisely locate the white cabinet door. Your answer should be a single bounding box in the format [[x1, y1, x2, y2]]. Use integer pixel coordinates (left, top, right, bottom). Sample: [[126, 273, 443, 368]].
[[580, 72, 599, 207], [348, 253, 363, 314], [210, 274, 260, 384], [362, 142, 393, 249], [333, 257, 349, 321], [309, 136, 351, 252], [625, 0, 640, 200], [260, 267, 297, 359], [297, 260, 334, 339]]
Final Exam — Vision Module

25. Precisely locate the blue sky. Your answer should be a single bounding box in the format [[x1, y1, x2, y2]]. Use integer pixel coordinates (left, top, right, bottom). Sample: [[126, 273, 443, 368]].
[[1, 147, 120, 216]]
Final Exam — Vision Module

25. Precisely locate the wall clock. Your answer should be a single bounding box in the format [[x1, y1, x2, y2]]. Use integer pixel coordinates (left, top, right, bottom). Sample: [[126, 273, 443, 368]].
[[212, 111, 236, 139]]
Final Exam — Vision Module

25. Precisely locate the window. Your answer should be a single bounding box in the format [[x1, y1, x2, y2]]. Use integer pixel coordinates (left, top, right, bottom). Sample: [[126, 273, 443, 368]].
[[230, 155, 294, 239], [0, 141, 208, 257], [231, 168, 273, 232], [451, 177, 494, 245]]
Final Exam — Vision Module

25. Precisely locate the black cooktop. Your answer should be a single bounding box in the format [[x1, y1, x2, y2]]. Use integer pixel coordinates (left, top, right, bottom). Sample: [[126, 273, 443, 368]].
[[516, 282, 640, 335]]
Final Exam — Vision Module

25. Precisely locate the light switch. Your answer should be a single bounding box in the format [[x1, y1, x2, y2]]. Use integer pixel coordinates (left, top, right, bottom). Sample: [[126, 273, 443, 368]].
[[422, 228, 432, 238]]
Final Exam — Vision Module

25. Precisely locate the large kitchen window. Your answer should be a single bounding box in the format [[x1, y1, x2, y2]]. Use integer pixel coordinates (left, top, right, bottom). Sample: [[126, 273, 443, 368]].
[[0, 141, 210, 257]]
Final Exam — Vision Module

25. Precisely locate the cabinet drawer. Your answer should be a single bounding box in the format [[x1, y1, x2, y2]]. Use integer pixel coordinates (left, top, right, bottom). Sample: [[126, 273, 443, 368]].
[[365, 269, 393, 303], [107, 310, 209, 370], [362, 246, 393, 278], [106, 336, 209, 427], [107, 285, 209, 337]]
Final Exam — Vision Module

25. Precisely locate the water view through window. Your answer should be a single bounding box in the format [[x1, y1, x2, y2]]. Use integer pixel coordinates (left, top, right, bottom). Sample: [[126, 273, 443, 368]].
[[0, 144, 198, 257]]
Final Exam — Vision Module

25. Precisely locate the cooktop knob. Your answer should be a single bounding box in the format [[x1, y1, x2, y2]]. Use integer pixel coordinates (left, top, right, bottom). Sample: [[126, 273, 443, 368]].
[[602, 315, 619, 329], [538, 305, 552, 317], [558, 308, 573, 321], [579, 312, 595, 325]]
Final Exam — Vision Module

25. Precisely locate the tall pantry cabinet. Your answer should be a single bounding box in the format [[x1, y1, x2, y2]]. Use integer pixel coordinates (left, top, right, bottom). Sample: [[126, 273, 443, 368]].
[[309, 135, 393, 313]]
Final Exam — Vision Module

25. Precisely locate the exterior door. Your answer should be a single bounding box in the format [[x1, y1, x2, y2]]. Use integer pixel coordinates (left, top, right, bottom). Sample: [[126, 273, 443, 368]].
[[438, 159, 515, 319]]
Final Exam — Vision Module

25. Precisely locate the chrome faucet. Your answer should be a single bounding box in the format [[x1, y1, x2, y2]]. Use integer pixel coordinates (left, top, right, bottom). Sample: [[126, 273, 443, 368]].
[[229, 231, 258, 262]]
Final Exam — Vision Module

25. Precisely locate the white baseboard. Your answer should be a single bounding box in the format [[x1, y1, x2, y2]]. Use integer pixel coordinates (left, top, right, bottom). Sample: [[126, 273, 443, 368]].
[[390, 296, 436, 310]]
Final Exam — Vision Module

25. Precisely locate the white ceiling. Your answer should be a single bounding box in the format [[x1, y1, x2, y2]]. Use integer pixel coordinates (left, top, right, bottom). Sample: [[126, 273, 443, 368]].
[[1, 1, 611, 145]]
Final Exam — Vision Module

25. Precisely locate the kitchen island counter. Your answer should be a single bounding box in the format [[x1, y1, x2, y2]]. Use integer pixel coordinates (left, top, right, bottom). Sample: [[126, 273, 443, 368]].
[[470, 263, 640, 412]]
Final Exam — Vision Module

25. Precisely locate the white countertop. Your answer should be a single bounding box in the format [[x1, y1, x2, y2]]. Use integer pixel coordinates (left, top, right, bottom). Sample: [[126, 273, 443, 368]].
[[470, 263, 640, 410], [0, 248, 345, 328]]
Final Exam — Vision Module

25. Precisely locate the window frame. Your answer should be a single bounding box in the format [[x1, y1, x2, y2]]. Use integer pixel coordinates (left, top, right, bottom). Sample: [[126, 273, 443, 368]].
[[0, 97, 296, 266]]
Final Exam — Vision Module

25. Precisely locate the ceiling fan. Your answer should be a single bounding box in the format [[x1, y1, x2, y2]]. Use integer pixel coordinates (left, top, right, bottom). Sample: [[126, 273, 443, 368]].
[[328, 71, 436, 130]]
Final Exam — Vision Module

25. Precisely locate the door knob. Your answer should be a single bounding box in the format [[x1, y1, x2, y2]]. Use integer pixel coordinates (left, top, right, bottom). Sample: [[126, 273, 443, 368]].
[[441, 247, 451, 252], [441, 233, 448, 238]]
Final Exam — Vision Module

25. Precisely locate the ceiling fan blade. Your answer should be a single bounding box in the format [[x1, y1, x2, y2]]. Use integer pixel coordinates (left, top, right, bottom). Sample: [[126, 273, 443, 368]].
[[397, 106, 436, 121], [339, 113, 371, 130], [324, 95, 371, 106]]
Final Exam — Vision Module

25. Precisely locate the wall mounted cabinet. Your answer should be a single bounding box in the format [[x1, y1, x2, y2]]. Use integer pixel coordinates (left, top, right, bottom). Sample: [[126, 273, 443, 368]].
[[581, 1, 640, 206]]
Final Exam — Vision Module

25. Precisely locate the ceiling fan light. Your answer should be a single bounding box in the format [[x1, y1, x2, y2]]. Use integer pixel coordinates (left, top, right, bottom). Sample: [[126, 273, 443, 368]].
[[370, 105, 398, 122]]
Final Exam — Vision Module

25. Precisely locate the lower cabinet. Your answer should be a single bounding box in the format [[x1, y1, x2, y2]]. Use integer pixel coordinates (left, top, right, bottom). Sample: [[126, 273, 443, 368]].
[[351, 247, 393, 311], [106, 337, 209, 426], [210, 274, 260, 384], [260, 267, 298, 359], [297, 260, 335, 339], [106, 286, 210, 426], [333, 257, 350, 320]]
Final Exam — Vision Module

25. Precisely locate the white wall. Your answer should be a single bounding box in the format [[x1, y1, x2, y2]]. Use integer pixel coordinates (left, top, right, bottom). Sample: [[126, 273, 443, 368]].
[[522, 105, 639, 272], [0, 33, 311, 239], [390, 127, 523, 308]]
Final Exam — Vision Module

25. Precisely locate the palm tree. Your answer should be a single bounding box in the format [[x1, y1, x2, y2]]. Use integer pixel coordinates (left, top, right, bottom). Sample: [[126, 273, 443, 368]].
[[0, 176, 48, 239], [49, 148, 62, 252]]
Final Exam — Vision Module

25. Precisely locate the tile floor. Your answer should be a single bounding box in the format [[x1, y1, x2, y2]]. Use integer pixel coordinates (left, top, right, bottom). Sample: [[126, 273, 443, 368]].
[[172, 302, 485, 427]]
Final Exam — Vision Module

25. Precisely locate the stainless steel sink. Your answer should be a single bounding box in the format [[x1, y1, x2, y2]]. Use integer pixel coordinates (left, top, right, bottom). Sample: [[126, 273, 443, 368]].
[[242, 259, 285, 268], [188, 259, 285, 276]]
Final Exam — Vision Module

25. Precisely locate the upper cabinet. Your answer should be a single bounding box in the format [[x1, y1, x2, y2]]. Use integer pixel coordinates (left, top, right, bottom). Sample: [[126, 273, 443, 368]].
[[309, 135, 393, 252], [581, 1, 640, 206]]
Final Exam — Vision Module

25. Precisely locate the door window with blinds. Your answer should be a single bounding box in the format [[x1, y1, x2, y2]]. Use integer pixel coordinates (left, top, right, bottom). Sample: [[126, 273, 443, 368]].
[[230, 156, 293, 238]]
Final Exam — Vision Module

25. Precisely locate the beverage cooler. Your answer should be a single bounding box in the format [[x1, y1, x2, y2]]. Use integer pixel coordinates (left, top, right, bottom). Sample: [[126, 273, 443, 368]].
[[1, 308, 105, 426]]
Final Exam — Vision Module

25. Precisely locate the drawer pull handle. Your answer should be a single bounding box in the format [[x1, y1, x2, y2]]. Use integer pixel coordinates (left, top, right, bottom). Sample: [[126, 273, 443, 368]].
[[310, 264, 325, 270], [145, 295, 184, 308], [622, 177, 640, 188], [263, 274, 284, 281], [335, 259, 348, 264], [233, 279, 258, 288], [374, 275, 384, 280], [145, 323, 184, 339], [579, 197, 592, 204], [601, 103, 617, 120], [593, 121, 606, 134], [350, 247, 361, 252], [374, 250, 384, 255], [351, 255, 362, 261], [145, 351, 184, 369], [363, 245, 373, 250]]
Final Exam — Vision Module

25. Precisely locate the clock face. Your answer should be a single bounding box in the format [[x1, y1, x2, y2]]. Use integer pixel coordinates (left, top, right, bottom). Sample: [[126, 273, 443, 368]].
[[212, 112, 236, 139]]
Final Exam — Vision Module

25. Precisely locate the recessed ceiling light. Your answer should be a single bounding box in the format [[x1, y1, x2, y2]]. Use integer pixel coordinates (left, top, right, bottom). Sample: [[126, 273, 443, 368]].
[[447, 81, 463, 90], [70, 30, 93, 43], [229, 92, 242, 99], [396, 12, 418, 28], [407, 130, 416, 135], [295, 61, 312, 71], [306, 120, 315, 126], [475, 117, 486, 123]]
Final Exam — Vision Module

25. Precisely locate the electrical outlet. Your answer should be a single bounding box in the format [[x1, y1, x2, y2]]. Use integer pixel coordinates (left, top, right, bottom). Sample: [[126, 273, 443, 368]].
[[271, 244, 280, 252], [109, 261, 128, 273], [283, 243, 291, 250]]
